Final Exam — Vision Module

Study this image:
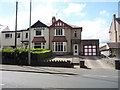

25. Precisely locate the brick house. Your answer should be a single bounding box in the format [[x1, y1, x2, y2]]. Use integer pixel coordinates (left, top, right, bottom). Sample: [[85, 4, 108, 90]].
[[1, 17, 99, 56]]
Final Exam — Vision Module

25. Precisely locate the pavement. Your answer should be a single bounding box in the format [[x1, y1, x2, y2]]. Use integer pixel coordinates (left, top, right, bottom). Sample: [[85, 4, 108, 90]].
[[0, 56, 118, 77]]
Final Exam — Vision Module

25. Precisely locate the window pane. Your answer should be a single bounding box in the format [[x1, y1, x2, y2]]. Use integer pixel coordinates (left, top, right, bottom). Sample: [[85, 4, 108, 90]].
[[93, 49, 96, 52], [89, 49, 92, 52], [36, 30, 42, 35], [26, 33, 28, 38], [93, 53, 96, 55], [89, 46, 92, 48], [89, 53, 92, 55], [93, 46, 96, 48], [85, 49, 88, 52], [55, 29, 64, 36], [85, 53, 88, 55], [75, 45, 77, 49], [84, 46, 88, 48], [17, 33, 20, 38]]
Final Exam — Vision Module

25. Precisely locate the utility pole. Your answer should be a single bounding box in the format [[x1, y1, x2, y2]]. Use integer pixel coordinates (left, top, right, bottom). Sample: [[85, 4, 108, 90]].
[[15, 1, 18, 49], [28, 0, 32, 65], [14, 1, 18, 64]]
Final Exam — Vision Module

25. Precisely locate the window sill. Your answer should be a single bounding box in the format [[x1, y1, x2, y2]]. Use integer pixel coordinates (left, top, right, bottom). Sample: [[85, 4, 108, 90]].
[[54, 35, 65, 36]]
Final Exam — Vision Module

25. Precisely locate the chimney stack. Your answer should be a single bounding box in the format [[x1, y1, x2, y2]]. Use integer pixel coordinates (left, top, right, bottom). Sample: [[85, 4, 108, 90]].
[[52, 16, 56, 24]]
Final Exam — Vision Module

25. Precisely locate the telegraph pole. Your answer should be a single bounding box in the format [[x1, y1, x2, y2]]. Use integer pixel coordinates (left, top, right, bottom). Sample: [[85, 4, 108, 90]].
[[15, 1, 18, 49], [28, 0, 32, 65], [14, 1, 18, 64]]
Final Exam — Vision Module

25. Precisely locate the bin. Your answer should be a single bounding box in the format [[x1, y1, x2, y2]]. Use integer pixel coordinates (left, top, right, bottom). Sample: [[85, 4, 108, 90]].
[[80, 61, 85, 68], [115, 60, 120, 70]]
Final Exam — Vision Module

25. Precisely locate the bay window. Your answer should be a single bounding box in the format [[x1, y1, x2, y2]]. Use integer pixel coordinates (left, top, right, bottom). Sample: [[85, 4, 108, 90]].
[[53, 42, 67, 52], [34, 42, 45, 49]]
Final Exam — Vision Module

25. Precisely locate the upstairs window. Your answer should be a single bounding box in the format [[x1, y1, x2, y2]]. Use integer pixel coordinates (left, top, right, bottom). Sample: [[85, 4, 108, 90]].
[[17, 33, 20, 38], [74, 31, 77, 37], [35, 28, 44, 36], [26, 33, 28, 38], [36, 30, 43, 36], [5, 34, 12, 39], [55, 28, 64, 36]]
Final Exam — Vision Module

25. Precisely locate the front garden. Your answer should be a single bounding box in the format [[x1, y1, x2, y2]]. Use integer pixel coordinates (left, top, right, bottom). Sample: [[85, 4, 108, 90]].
[[1, 48, 74, 68]]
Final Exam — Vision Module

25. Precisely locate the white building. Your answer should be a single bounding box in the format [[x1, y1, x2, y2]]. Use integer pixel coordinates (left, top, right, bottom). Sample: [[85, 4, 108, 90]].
[[1, 20, 49, 49], [0, 24, 10, 49]]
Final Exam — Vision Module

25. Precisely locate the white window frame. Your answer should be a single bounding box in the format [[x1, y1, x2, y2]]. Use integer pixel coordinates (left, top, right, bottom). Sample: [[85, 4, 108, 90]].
[[53, 42, 67, 52], [17, 33, 20, 38], [34, 28, 44, 36], [34, 42, 45, 49], [5, 33, 12, 39], [55, 28, 65, 36]]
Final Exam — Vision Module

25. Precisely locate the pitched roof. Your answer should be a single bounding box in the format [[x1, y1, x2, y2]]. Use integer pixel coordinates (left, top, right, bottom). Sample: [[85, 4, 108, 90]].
[[31, 20, 48, 28], [50, 19, 82, 29]]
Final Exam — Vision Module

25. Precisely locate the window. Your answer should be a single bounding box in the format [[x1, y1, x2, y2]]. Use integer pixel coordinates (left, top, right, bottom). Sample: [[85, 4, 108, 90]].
[[74, 31, 77, 37], [17, 33, 20, 38], [26, 33, 28, 38], [34, 42, 45, 49], [55, 28, 64, 36], [53, 42, 67, 52], [35, 28, 44, 36], [5, 34, 12, 39]]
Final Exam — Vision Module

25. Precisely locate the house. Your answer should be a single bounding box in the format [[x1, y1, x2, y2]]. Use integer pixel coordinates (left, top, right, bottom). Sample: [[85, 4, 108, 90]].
[[1, 17, 99, 56], [100, 14, 120, 58], [2, 20, 49, 49], [0, 24, 10, 49], [49, 17, 99, 56]]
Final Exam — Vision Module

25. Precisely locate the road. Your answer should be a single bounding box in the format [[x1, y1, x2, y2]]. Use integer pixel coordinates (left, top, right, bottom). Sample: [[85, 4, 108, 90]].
[[1, 70, 118, 88]]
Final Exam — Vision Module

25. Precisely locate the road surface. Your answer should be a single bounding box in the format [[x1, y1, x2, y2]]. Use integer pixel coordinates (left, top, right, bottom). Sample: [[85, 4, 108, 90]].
[[1, 70, 118, 88]]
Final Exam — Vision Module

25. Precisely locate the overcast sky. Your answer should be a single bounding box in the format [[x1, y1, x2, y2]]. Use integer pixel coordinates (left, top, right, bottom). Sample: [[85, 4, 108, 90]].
[[0, 0, 119, 46]]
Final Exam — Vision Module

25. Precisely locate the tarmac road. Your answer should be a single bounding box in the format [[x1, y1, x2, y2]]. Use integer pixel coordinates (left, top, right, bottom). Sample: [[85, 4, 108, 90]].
[[1, 70, 118, 88]]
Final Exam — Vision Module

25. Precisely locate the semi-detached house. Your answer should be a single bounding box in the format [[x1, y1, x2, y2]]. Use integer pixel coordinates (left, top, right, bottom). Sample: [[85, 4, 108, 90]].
[[2, 17, 99, 56]]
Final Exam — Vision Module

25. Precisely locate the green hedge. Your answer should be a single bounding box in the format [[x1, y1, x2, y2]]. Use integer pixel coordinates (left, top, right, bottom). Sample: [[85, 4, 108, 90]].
[[2, 48, 53, 65]]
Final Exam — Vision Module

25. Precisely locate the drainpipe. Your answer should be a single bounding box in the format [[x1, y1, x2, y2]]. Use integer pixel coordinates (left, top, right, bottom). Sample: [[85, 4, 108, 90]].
[[113, 14, 117, 42]]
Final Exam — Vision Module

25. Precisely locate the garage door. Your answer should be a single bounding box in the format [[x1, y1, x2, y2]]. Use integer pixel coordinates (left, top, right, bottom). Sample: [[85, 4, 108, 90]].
[[83, 45, 97, 56]]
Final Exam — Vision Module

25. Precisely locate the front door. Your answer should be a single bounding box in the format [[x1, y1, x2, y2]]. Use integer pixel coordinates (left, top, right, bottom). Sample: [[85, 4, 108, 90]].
[[73, 44, 79, 55]]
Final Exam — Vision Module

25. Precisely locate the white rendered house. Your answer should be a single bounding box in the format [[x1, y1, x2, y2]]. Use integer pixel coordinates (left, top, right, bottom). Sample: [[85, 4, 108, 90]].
[[1, 20, 49, 49]]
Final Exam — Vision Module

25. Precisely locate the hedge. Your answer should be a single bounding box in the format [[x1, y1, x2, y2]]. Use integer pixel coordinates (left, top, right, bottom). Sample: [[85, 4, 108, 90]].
[[2, 48, 53, 65]]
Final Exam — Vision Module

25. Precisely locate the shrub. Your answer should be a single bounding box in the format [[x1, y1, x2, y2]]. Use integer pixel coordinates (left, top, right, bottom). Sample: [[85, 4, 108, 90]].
[[2, 48, 53, 65], [2, 48, 14, 53]]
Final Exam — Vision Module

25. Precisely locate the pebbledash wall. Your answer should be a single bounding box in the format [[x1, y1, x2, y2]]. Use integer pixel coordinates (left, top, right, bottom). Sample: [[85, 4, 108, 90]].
[[1, 17, 99, 56]]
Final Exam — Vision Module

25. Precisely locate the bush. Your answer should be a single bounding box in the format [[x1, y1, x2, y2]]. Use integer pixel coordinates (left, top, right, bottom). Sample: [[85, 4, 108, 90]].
[[2, 48, 53, 65]]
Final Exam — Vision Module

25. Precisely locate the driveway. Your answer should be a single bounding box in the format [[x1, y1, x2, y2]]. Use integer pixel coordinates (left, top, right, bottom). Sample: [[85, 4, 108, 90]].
[[51, 56, 114, 69]]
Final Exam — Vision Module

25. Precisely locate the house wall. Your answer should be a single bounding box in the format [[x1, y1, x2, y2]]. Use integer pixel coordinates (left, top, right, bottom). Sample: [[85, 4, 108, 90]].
[[109, 15, 120, 43], [109, 19, 116, 42], [2, 27, 49, 49], [116, 20, 120, 42], [2, 31, 22, 48], [49, 27, 72, 54]]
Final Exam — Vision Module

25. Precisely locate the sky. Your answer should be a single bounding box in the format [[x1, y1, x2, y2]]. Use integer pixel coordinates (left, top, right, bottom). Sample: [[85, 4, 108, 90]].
[[0, 0, 119, 46]]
